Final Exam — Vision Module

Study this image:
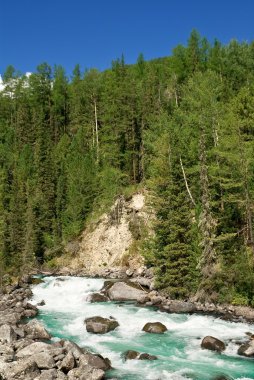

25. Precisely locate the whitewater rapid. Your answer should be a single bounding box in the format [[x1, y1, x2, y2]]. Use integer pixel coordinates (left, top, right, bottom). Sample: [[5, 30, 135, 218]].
[[31, 276, 254, 380]]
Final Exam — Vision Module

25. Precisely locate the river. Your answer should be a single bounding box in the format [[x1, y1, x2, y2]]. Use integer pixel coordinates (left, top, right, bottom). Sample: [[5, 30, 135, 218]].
[[30, 276, 254, 380]]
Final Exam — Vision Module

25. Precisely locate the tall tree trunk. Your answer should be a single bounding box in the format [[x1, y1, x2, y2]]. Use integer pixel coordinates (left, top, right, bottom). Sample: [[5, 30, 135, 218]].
[[180, 156, 196, 206]]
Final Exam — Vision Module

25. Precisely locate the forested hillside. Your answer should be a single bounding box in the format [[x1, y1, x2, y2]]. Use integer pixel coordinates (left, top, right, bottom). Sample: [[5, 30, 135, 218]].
[[1, 30, 254, 305]]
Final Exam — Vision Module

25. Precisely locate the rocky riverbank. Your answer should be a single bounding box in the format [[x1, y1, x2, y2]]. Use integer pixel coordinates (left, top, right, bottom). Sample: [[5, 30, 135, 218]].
[[0, 277, 111, 380]]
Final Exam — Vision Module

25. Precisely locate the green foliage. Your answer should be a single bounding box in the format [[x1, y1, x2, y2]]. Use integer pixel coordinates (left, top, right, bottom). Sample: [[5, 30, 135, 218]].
[[231, 293, 249, 306], [1, 32, 254, 305]]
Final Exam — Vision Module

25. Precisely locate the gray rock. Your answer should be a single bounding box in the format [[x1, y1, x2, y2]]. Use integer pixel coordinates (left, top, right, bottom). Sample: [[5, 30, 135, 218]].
[[150, 296, 163, 305], [62, 340, 84, 360], [79, 353, 111, 370], [0, 358, 40, 379], [87, 293, 109, 303], [60, 352, 75, 373], [0, 343, 14, 356], [131, 277, 152, 288], [142, 322, 167, 334], [137, 294, 150, 304], [50, 348, 65, 358], [138, 353, 157, 360], [13, 326, 25, 338], [14, 306, 25, 314], [105, 281, 147, 301], [14, 338, 35, 351], [126, 269, 134, 277], [24, 319, 51, 340], [201, 336, 226, 352], [56, 370, 67, 379], [54, 354, 65, 361], [237, 340, 254, 357], [25, 302, 38, 311], [167, 300, 196, 313], [31, 352, 55, 369], [37, 300, 46, 306], [16, 342, 52, 358], [67, 366, 104, 380], [0, 343, 15, 362], [39, 369, 58, 380], [23, 309, 38, 318], [122, 350, 139, 360], [0, 324, 17, 343], [245, 331, 254, 338], [0, 312, 21, 326], [135, 267, 146, 277], [85, 316, 119, 334]]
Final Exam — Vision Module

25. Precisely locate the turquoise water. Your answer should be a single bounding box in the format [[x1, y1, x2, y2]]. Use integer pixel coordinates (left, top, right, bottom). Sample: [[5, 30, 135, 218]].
[[31, 276, 254, 380]]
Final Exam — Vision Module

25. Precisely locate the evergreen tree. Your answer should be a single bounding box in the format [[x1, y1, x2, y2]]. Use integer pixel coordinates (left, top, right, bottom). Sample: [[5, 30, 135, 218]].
[[1, 31, 254, 305]]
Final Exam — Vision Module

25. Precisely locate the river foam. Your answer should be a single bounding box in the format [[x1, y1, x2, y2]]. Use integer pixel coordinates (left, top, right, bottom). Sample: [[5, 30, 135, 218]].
[[31, 276, 254, 380]]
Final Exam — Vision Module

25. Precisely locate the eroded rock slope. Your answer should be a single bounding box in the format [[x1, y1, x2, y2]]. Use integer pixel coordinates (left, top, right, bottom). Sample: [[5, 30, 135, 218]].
[[66, 193, 153, 275]]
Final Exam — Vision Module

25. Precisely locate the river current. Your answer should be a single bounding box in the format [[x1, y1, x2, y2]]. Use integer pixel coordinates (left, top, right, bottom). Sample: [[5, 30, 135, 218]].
[[31, 276, 254, 380]]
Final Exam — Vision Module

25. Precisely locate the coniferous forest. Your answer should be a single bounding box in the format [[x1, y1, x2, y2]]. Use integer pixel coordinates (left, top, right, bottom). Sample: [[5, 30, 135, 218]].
[[1, 31, 254, 305]]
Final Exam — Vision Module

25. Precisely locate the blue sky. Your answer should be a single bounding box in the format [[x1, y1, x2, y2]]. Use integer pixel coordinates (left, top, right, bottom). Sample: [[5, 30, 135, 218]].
[[1, 0, 254, 76]]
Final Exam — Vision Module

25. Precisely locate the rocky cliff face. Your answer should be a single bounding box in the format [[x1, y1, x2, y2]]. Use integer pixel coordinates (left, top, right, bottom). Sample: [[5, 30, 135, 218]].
[[63, 193, 153, 276]]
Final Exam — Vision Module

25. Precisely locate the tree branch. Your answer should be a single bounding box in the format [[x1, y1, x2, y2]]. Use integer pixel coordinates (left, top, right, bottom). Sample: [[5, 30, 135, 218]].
[[180, 156, 196, 206]]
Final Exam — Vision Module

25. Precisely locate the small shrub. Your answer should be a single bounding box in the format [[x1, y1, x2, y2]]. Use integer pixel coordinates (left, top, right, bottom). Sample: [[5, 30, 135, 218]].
[[231, 293, 249, 306]]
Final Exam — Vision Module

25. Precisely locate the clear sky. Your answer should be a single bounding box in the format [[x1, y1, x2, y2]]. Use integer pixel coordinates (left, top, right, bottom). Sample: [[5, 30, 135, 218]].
[[1, 0, 254, 76]]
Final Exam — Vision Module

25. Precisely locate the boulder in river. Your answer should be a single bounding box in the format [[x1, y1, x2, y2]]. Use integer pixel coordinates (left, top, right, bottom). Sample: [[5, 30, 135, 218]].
[[123, 350, 158, 361], [237, 340, 254, 357], [85, 316, 119, 334], [201, 336, 226, 352], [87, 293, 109, 303], [122, 350, 140, 360], [138, 353, 157, 360], [37, 300, 46, 306], [102, 281, 147, 301], [245, 332, 254, 339], [142, 322, 167, 334]]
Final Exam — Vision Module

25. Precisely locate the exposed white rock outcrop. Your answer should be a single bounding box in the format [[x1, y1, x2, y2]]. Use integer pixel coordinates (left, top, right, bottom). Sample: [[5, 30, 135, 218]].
[[67, 192, 153, 275]]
